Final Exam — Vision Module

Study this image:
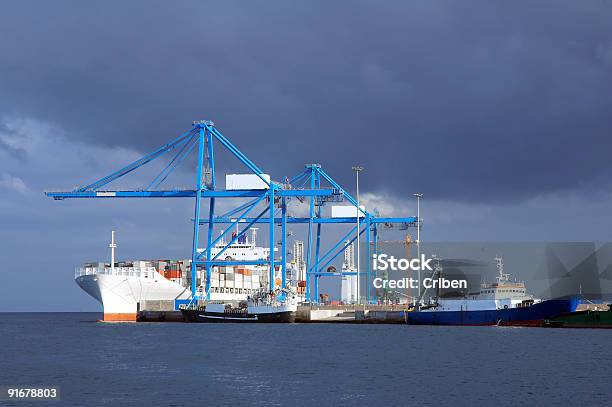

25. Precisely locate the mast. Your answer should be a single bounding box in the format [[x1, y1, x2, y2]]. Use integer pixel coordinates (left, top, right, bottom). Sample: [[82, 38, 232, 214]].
[[495, 256, 508, 283], [109, 230, 117, 273], [435, 257, 442, 301]]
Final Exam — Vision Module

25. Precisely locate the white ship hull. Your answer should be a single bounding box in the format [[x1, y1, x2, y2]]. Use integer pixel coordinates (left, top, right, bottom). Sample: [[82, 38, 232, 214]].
[[76, 267, 191, 322], [76, 266, 268, 321]]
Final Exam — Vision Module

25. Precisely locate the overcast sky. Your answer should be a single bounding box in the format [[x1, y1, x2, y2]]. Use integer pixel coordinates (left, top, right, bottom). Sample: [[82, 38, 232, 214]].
[[1, 1, 612, 311]]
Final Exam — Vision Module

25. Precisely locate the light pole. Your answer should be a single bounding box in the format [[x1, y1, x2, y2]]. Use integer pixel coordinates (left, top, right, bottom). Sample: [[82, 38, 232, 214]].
[[352, 166, 363, 304], [413, 193, 422, 305]]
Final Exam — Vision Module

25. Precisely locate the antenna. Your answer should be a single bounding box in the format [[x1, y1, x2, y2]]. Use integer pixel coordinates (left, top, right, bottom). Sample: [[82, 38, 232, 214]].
[[495, 256, 503, 274], [495, 256, 509, 283]]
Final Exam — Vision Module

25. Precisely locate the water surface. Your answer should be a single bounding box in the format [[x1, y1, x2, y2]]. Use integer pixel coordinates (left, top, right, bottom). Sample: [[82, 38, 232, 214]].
[[0, 313, 610, 406]]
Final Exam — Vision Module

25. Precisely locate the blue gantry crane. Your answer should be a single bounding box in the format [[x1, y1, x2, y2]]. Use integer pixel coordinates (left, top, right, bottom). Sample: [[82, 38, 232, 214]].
[[46, 120, 417, 303]]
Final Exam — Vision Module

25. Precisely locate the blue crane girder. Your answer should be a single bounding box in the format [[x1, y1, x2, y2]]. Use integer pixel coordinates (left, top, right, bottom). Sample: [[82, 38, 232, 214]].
[[197, 216, 418, 225], [45, 188, 339, 199]]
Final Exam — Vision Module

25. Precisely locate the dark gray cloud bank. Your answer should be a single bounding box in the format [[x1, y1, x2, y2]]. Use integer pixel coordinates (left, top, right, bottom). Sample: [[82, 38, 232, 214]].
[[1, 1, 612, 310]]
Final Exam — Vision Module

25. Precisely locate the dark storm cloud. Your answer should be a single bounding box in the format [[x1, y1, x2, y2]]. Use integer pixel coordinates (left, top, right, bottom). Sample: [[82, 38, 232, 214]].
[[1, 1, 612, 202]]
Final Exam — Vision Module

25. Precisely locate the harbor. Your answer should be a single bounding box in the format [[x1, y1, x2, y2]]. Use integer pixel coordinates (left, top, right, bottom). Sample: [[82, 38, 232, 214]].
[[132, 302, 612, 327], [46, 121, 607, 328]]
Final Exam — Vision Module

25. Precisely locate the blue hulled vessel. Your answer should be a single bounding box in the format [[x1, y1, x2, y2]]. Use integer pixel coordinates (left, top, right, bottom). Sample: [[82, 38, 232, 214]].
[[407, 257, 580, 326]]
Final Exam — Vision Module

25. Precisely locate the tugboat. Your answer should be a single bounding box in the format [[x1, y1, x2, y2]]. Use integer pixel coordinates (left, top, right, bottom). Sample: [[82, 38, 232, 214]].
[[407, 257, 579, 326], [180, 288, 298, 323]]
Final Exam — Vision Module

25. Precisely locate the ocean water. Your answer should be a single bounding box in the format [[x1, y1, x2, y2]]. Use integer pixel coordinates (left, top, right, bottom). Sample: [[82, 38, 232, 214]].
[[0, 313, 610, 407]]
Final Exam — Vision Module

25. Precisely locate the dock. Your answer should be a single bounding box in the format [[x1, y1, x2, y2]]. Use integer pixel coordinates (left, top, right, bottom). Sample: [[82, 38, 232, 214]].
[[296, 304, 407, 323], [136, 304, 410, 323]]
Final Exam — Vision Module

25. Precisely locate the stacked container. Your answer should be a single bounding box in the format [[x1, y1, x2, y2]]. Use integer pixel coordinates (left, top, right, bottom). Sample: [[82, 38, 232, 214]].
[[225, 267, 234, 288], [252, 274, 260, 290], [235, 272, 243, 289]]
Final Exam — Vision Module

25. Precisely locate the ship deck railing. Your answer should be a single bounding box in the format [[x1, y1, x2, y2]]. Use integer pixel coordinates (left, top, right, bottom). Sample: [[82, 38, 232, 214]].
[[75, 266, 159, 279]]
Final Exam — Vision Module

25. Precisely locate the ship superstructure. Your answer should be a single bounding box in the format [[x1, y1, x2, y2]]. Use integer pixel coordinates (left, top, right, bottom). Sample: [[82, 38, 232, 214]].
[[416, 256, 537, 313], [202, 228, 275, 299], [473, 257, 531, 301]]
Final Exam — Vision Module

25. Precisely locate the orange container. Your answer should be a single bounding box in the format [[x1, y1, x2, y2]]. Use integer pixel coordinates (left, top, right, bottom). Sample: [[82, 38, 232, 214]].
[[164, 270, 182, 279]]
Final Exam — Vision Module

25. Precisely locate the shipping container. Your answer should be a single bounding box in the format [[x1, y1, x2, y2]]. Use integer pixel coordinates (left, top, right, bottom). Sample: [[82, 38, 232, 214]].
[[225, 173, 271, 190], [163, 270, 182, 279], [331, 205, 365, 218]]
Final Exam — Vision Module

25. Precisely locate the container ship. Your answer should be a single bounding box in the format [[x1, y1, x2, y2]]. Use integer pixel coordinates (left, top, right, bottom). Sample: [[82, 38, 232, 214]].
[[407, 257, 579, 326], [76, 230, 304, 322]]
